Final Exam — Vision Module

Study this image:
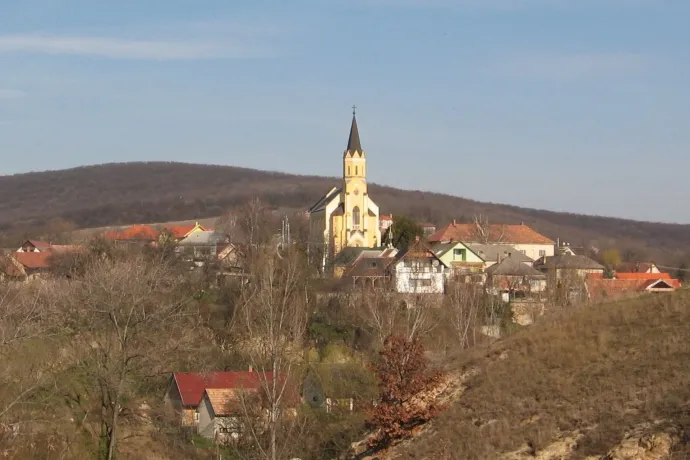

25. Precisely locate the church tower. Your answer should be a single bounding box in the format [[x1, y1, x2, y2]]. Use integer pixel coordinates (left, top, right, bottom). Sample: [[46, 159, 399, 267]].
[[342, 106, 376, 248], [308, 107, 381, 266]]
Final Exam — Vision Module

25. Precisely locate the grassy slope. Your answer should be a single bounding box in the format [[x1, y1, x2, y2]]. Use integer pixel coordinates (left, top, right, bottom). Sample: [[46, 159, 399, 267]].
[[396, 292, 690, 459]]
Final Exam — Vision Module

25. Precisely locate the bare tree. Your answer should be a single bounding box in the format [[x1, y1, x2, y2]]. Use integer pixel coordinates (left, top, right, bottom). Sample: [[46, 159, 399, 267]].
[[357, 288, 436, 346], [0, 284, 63, 457], [472, 214, 505, 244], [445, 282, 485, 348], [60, 252, 196, 460], [232, 244, 310, 460]]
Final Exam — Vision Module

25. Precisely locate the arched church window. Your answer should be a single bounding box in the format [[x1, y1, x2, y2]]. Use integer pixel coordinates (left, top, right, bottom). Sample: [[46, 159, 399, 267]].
[[352, 206, 361, 229], [355, 166, 358, 175], [348, 166, 351, 176]]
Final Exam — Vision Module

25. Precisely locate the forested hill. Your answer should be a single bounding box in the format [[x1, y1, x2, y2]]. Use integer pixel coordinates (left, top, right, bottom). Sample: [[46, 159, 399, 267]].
[[1, 161, 689, 263]]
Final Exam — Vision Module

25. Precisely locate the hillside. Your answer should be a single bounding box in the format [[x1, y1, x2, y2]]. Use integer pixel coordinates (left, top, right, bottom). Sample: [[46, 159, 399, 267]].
[[1, 161, 690, 263], [369, 292, 690, 459]]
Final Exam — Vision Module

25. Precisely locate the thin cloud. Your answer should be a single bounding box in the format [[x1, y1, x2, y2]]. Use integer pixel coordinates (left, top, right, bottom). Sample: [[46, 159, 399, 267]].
[[484, 52, 647, 81], [0, 89, 25, 99], [0, 34, 274, 60], [352, 0, 658, 10]]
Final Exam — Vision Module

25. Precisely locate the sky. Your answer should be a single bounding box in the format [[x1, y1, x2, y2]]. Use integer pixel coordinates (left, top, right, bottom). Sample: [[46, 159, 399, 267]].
[[0, 0, 689, 223]]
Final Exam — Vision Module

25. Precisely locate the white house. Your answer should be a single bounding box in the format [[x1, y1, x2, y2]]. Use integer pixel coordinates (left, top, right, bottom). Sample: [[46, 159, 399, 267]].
[[428, 221, 556, 261], [390, 238, 447, 294]]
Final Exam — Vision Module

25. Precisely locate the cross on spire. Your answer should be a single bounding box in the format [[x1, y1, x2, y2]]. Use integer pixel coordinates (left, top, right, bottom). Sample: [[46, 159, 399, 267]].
[[346, 106, 362, 154]]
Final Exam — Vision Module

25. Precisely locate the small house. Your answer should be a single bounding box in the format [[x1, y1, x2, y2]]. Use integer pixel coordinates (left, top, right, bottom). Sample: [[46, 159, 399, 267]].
[[164, 371, 269, 429]]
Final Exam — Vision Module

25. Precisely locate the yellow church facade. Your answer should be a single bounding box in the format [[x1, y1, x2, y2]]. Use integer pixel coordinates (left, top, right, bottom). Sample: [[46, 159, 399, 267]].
[[309, 110, 382, 264]]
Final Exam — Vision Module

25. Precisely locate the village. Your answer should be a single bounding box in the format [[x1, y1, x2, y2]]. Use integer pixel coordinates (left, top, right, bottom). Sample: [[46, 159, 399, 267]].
[[0, 112, 684, 452]]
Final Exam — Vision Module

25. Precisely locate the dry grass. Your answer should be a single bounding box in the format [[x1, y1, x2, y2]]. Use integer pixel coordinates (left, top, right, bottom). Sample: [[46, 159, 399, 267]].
[[400, 291, 690, 459]]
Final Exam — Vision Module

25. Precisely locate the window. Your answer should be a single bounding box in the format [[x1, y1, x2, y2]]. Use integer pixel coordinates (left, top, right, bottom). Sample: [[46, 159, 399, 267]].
[[355, 166, 358, 175], [194, 412, 199, 422], [411, 278, 432, 289], [347, 166, 351, 175], [539, 250, 546, 257], [453, 248, 467, 261], [352, 206, 360, 229]]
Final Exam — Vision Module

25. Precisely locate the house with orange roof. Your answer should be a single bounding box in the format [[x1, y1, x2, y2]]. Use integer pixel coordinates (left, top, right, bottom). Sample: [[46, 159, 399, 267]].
[[102, 224, 160, 244], [586, 274, 681, 303], [379, 214, 393, 232], [3, 251, 54, 281], [428, 220, 555, 261], [161, 221, 209, 241], [16, 240, 53, 253]]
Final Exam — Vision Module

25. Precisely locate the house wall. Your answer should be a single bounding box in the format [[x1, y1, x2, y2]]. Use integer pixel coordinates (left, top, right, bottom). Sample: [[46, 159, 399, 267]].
[[197, 395, 216, 439], [393, 261, 445, 294], [214, 416, 242, 444], [434, 242, 484, 267], [555, 268, 603, 280], [509, 243, 554, 261], [164, 381, 197, 426]]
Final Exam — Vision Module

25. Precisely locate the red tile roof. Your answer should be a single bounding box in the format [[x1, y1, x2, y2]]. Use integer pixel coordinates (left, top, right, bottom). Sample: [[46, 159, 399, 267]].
[[103, 225, 160, 241], [428, 222, 554, 245], [586, 278, 647, 302], [642, 278, 681, 289], [615, 272, 670, 280], [12, 251, 53, 269], [164, 225, 197, 239], [173, 372, 272, 407], [25, 240, 52, 250], [586, 276, 681, 302], [379, 214, 393, 221]]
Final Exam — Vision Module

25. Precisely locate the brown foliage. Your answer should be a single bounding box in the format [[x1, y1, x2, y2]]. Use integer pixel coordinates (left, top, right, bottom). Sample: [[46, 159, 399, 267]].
[[367, 335, 444, 449]]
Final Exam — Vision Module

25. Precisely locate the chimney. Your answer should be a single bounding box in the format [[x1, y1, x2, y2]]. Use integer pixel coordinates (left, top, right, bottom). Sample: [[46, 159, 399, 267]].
[[452, 219, 456, 226], [249, 365, 253, 372], [415, 235, 420, 243]]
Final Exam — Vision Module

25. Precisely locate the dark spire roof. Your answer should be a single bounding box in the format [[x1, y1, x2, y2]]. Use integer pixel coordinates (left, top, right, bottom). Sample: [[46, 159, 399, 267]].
[[345, 107, 362, 155]]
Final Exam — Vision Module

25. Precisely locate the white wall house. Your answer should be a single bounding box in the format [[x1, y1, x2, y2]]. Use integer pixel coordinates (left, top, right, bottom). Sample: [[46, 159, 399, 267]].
[[390, 239, 447, 294]]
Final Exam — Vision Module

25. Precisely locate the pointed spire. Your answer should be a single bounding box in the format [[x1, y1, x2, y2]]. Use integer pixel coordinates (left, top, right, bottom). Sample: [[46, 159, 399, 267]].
[[345, 105, 362, 155]]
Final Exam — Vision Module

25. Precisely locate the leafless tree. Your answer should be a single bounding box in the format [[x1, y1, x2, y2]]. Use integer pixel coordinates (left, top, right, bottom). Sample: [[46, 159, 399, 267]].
[[232, 243, 310, 460], [59, 252, 197, 460], [445, 282, 486, 348], [357, 288, 436, 346], [0, 284, 63, 457], [472, 214, 505, 244]]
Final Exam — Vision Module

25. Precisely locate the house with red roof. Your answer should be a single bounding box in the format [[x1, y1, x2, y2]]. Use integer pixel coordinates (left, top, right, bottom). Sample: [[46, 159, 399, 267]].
[[16, 240, 53, 253], [585, 271, 681, 302], [0, 251, 54, 281], [428, 220, 555, 261], [379, 214, 393, 232], [102, 224, 160, 244], [161, 221, 210, 241], [164, 371, 273, 430]]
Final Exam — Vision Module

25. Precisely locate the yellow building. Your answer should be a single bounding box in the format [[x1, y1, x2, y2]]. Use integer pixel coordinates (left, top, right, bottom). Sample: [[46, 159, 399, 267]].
[[309, 109, 381, 266]]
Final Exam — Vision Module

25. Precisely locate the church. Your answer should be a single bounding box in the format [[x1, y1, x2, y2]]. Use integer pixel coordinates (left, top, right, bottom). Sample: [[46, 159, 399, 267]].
[[309, 109, 382, 263]]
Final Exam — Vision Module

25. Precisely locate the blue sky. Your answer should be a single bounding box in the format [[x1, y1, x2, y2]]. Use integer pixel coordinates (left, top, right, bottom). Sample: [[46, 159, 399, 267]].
[[1, 0, 689, 223]]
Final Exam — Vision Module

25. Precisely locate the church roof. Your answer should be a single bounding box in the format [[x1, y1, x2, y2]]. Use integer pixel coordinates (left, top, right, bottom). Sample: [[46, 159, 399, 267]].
[[344, 113, 362, 157], [309, 187, 341, 213]]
